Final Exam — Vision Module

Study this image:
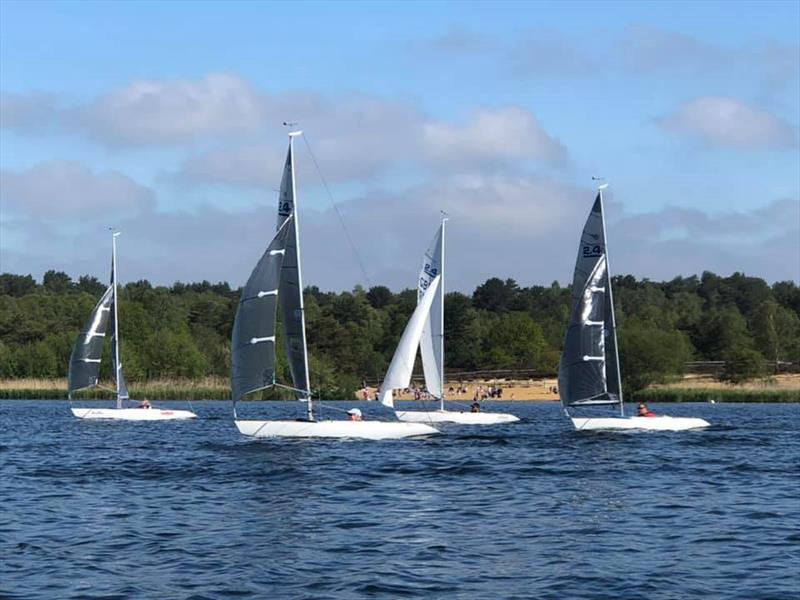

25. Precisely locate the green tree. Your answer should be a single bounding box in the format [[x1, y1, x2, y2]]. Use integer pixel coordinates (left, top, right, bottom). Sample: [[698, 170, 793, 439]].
[[0, 274, 37, 297], [694, 307, 751, 359], [481, 312, 547, 369], [15, 341, 59, 377], [366, 285, 393, 309], [719, 346, 766, 384], [75, 275, 106, 296], [43, 270, 72, 293], [618, 319, 692, 394], [142, 328, 207, 378], [444, 292, 482, 370], [473, 278, 520, 312]]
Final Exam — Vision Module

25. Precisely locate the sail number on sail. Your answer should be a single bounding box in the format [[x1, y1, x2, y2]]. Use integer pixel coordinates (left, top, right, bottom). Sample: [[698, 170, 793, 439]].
[[419, 263, 438, 291], [582, 244, 604, 258]]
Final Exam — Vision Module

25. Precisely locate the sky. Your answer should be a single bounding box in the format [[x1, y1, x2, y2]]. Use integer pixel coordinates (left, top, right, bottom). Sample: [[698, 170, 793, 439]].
[[1, 0, 798, 292]]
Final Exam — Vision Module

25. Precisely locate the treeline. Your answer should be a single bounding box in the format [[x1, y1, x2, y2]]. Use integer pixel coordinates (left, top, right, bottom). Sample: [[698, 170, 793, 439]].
[[0, 270, 798, 397]]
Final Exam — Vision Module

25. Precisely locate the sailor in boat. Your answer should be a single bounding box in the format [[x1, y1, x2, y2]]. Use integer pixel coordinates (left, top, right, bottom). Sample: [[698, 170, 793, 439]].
[[637, 403, 656, 417], [139, 398, 151, 410], [347, 408, 363, 421]]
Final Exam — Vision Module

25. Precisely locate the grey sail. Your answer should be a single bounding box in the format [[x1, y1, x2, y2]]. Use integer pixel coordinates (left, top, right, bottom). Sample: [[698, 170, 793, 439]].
[[68, 285, 114, 396], [418, 224, 443, 399], [231, 217, 292, 402], [558, 193, 621, 407], [275, 143, 310, 399]]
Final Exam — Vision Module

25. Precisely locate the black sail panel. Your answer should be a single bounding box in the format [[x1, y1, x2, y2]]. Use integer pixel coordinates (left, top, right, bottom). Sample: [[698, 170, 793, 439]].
[[274, 142, 310, 399], [231, 217, 292, 402], [278, 224, 310, 398], [68, 285, 114, 395], [558, 194, 619, 407]]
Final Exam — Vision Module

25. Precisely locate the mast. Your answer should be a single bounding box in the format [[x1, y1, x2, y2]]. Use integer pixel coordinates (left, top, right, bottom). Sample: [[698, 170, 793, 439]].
[[597, 185, 624, 416], [110, 228, 122, 409], [289, 131, 313, 421], [439, 215, 448, 411]]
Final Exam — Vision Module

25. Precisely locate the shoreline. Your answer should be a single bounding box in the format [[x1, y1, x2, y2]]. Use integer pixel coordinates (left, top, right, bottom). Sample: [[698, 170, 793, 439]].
[[1, 375, 798, 402]]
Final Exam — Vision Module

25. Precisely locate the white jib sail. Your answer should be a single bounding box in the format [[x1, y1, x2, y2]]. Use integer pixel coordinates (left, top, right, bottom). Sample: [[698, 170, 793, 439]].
[[379, 275, 442, 408], [418, 224, 443, 400]]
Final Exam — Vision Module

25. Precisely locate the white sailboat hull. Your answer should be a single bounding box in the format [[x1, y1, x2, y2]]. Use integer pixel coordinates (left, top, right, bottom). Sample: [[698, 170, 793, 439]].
[[570, 416, 710, 431], [235, 419, 439, 439], [71, 407, 197, 421], [396, 410, 520, 425]]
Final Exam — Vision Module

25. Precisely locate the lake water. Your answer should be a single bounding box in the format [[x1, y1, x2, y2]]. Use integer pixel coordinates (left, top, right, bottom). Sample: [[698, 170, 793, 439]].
[[1, 400, 798, 599]]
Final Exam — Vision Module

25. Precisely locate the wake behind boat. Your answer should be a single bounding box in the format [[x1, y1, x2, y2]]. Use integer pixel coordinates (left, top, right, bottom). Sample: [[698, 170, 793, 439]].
[[558, 185, 709, 432], [231, 131, 438, 440], [380, 217, 519, 425], [68, 230, 196, 421]]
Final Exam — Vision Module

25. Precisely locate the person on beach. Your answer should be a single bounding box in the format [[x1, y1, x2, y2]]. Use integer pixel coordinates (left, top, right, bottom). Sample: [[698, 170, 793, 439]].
[[347, 408, 363, 421], [637, 403, 656, 417], [139, 398, 151, 409]]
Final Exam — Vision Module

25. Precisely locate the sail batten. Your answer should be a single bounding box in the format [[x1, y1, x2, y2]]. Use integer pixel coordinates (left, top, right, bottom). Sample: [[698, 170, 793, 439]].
[[558, 191, 623, 411]]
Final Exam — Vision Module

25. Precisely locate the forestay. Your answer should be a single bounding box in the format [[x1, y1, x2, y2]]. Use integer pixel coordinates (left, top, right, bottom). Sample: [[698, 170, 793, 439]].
[[231, 217, 292, 403], [379, 275, 442, 408], [418, 224, 443, 400], [275, 144, 311, 399], [68, 285, 114, 396], [558, 192, 622, 408]]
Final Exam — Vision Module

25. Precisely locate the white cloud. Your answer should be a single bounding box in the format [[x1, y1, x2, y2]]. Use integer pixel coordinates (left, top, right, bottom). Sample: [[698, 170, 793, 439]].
[[173, 101, 566, 188], [0, 91, 64, 133], [80, 74, 268, 146], [1, 75, 269, 146], [3, 74, 567, 182], [659, 96, 797, 150], [2, 160, 796, 289], [612, 198, 799, 283], [0, 161, 155, 219], [422, 107, 568, 167]]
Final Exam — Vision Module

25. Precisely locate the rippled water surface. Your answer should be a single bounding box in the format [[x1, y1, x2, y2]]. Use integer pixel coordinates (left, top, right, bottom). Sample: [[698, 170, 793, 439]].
[[2, 400, 798, 599]]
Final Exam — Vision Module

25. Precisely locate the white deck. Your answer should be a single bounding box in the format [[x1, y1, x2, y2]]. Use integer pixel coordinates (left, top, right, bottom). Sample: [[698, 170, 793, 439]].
[[235, 419, 439, 439], [395, 409, 520, 425], [570, 415, 710, 431], [71, 407, 197, 421]]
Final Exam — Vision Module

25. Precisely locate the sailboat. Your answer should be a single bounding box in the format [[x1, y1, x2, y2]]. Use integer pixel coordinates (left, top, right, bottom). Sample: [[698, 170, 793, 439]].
[[231, 130, 439, 440], [380, 218, 520, 425], [558, 185, 709, 431], [69, 230, 197, 420]]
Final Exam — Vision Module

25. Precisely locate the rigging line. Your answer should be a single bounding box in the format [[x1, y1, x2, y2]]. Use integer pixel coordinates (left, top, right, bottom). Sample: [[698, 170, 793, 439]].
[[300, 134, 372, 288]]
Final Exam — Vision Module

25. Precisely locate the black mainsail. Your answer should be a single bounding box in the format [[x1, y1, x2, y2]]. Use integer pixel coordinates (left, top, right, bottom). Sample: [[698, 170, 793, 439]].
[[558, 188, 623, 413], [68, 285, 114, 397], [68, 230, 129, 405], [231, 217, 293, 404]]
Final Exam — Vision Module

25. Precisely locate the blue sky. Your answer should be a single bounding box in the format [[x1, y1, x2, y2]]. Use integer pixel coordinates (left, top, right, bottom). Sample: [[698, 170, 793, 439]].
[[1, 0, 798, 291]]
